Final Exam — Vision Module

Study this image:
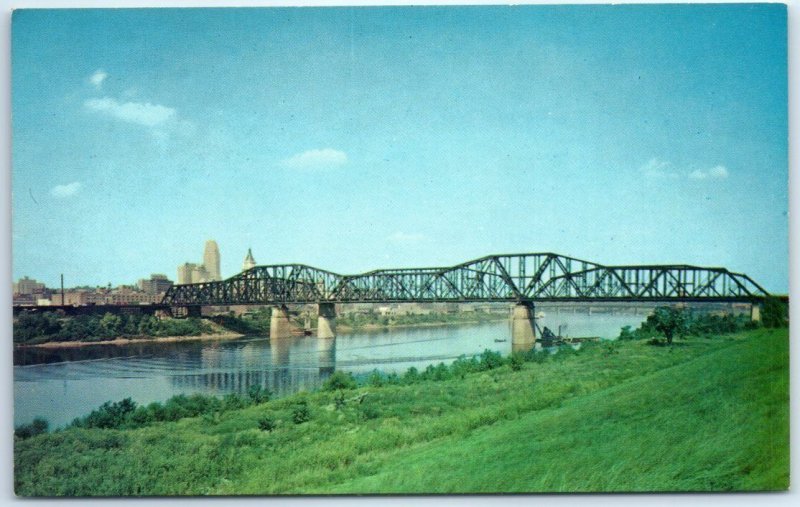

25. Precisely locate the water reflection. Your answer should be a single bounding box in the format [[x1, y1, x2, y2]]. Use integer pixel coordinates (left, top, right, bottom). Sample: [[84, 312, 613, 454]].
[[15, 312, 650, 428]]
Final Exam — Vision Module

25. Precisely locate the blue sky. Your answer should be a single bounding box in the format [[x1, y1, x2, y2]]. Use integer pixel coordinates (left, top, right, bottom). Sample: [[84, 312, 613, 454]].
[[11, 4, 788, 292]]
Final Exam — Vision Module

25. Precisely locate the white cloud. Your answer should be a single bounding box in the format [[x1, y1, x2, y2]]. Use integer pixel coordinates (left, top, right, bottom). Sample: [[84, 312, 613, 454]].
[[641, 158, 679, 179], [50, 182, 82, 198], [689, 165, 729, 180], [280, 148, 348, 169], [642, 158, 730, 181], [89, 69, 108, 89], [388, 231, 426, 244], [85, 97, 176, 128]]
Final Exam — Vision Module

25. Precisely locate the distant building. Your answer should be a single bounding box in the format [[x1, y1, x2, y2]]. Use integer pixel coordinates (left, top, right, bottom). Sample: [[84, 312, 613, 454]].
[[177, 240, 222, 284], [203, 240, 221, 281], [242, 248, 257, 271], [137, 274, 174, 295], [191, 265, 210, 283], [104, 286, 162, 305], [177, 263, 197, 285], [13, 276, 46, 295]]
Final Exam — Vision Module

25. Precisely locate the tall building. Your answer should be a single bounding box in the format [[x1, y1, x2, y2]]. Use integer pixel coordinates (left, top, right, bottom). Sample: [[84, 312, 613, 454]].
[[203, 240, 221, 281], [177, 240, 222, 284], [13, 276, 46, 295], [242, 248, 257, 271], [177, 263, 197, 285], [191, 265, 210, 284]]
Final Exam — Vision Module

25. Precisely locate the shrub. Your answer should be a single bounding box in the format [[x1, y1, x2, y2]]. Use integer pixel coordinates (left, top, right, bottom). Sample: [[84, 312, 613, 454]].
[[74, 398, 137, 429], [322, 371, 357, 391], [359, 404, 380, 421], [509, 352, 525, 371], [258, 416, 276, 432], [761, 297, 788, 328], [402, 367, 420, 384], [15, 417, 49, 439], [618, 325, 636, 340], [478, 349, 504, 371], [247, 384, 271, 404], [367, 370, 384, 388], [223, 393, 247, 411], [292, 401, 311, 424], [334, 391, 346, 410], [450, 355, 480, 378]]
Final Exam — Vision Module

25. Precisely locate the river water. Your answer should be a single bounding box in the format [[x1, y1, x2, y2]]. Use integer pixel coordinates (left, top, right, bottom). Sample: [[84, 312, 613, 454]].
[[14, 311, 647, 428]]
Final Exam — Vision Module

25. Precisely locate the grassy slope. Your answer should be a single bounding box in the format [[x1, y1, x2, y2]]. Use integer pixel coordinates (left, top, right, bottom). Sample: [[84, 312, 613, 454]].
[[328, 329, 789, 493], [14, 328, 788, 496]]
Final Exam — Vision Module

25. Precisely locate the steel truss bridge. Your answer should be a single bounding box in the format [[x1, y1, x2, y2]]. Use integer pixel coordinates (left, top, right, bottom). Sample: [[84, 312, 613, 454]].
[[162, 252, 770, 307]]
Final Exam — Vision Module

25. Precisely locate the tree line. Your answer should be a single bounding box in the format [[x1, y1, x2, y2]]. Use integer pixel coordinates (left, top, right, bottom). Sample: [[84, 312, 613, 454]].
[[13, 311, 214, 345]]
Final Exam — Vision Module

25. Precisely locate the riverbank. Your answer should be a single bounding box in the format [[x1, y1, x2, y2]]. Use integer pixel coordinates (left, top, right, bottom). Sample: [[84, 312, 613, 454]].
[[336, 316, 506, 334], [16, 316, 506, 348], [14, 327, 788, 495], [16, 331, 245, 349]]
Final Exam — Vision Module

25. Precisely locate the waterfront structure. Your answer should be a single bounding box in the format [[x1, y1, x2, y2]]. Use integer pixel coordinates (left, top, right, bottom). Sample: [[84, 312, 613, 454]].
[[137, 274, 174, 295], [243, 248, 257, 271]]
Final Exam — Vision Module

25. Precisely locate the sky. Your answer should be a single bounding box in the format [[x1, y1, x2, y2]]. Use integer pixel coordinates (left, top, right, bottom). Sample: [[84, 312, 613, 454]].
[[10, 4, 788, 292]]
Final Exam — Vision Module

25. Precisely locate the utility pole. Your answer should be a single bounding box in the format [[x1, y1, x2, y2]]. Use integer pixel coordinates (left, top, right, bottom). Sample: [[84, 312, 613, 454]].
[[61, 274, 64, 306]]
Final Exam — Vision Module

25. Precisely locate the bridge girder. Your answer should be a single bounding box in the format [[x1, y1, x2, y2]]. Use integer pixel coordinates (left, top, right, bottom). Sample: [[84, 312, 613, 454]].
[[161, 253, 770, 307]]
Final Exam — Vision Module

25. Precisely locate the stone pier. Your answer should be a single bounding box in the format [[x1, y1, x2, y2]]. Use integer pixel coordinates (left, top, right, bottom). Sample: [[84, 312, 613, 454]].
[[317, 302, 337, 339], [511, 302, 537, 353], [270, 305, 293, 339], [751, 303, 762, 322], [317, 337, 336, 376]]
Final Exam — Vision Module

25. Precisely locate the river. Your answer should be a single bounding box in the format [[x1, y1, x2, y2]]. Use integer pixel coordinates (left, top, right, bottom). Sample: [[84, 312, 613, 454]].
[[14, 310, 647, 428]]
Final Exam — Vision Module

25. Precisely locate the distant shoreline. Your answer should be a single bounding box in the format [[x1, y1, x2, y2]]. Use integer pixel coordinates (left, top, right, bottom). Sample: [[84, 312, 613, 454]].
[[15, 318, 508, 349], [337, 317, 506, 334], [15, 332, 245, 349]]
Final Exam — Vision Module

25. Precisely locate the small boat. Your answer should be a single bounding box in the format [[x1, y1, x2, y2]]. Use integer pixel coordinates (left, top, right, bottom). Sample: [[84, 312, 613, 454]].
[[494, 338, 507, 343]]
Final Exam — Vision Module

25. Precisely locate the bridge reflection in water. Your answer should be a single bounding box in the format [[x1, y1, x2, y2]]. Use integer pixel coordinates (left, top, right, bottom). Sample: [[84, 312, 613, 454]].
[[168, 337, 339, 398]]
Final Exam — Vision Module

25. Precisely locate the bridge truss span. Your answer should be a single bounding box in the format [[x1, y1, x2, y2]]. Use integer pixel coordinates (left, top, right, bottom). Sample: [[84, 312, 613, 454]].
[[161, 252, 770, 307]]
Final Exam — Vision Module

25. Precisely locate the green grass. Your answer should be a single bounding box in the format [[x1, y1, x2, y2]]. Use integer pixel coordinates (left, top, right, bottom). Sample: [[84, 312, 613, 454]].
[[14, 328, 788, 495]]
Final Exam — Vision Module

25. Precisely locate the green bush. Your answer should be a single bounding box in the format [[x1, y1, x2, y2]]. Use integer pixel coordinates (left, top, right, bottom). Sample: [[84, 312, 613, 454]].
[[14, 417, 49, 439], [334, 392, 346, 410], [322, 371, 357, 391], [761, 298, 788, 328], [478, 349, 504, 370], [359, 404, 380, 421], [509, 353, 525, 371], [402, 367, 420, 384], [247, 385, 271, 404], [72, 398, 137, 429], [292, 401, 311, 424], [258, 416, 276, 432], [367, 370, 385, 387]]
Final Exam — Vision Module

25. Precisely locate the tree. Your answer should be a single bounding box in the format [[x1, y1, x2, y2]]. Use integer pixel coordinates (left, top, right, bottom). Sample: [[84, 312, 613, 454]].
[[648, 307, 688, 345], [99, 312, 122, 338], [761, 297, 788, 328]]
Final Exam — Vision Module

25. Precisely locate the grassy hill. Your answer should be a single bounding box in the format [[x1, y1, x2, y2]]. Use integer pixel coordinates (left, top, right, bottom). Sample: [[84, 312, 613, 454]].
[[14, 327, 788, 495]]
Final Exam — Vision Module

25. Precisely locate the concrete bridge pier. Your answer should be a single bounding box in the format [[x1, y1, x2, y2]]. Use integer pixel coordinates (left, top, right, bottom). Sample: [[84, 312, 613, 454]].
[[511, 302, 537, 353], [317, 303, 337, 339], [750, 303, 762, 322], [317, 337, 336, 376], [270, 305, 293, 339]]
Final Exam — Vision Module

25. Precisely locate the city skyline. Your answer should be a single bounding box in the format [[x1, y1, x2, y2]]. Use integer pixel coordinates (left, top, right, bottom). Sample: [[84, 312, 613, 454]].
[[11, 5, 788, 292]]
